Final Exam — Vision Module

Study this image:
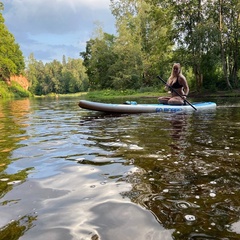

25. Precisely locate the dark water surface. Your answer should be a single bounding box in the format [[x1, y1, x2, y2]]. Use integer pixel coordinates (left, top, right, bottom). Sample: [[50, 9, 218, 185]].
[[0, 97, 240, 240]]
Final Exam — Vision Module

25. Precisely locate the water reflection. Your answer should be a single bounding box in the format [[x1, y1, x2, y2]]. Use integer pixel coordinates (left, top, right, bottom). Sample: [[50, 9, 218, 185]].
[[89, 200, 174, 240], [80, 109, 238, 239], [114, 110, 240, 239], [0, 98, 240, 240], [79, 108, 240, 240], [168, 113, 190, 153], [0, 214, 37, 239], [0, 99, 37, 238], [0, 99, 32, 198]]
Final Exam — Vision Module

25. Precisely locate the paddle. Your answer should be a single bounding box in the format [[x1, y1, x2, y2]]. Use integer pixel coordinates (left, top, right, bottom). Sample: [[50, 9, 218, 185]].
[[157, 75, 197, 111]]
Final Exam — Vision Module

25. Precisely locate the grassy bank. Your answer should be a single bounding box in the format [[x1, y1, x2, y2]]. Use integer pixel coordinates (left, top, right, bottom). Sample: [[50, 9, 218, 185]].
[[84, 88, 162, 101], [0, 81, 32, 99], [1, 79, 239, 100], [84, 89, 240, 102], [33, 92, 88, 98]]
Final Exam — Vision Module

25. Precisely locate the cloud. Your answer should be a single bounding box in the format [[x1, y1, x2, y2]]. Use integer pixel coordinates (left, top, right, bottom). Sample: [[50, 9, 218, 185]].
[[4, 0, 112, 34], [2, 0, 116, 62]]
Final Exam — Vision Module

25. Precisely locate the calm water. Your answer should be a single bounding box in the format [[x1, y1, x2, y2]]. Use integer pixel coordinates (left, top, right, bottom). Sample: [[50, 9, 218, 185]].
[[0, 97, 240, 240]]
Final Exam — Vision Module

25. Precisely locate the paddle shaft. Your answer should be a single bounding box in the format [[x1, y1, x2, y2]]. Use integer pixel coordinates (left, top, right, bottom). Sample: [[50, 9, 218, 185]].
[[157, 75, 197, 111]]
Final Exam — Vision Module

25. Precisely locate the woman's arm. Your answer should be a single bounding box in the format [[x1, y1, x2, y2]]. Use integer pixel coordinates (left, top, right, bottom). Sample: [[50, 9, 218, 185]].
[[180, 76, 189, 96]]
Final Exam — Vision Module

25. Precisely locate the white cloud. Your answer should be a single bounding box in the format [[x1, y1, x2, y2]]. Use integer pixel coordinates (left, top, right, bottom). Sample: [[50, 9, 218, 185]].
[[4, 0, 113, 34], [2, 0, 116, 62]]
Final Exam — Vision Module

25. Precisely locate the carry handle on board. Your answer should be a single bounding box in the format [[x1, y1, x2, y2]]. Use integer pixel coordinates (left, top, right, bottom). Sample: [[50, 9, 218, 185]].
[[157, 75, 197, 111]]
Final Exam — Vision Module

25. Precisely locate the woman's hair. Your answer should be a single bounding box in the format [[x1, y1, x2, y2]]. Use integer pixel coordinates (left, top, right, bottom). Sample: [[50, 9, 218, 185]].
[[168, 63, 186, 84]]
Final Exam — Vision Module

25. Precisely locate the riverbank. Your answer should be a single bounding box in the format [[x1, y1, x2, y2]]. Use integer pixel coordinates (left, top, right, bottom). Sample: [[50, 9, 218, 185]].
[[0, 81, 31, 98], [1, 82, 240, 100], [83, 89, 240, 101]]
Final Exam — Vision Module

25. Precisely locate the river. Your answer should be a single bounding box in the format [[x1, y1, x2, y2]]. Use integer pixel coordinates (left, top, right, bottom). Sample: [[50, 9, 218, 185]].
[[0, 96, 240, 240]]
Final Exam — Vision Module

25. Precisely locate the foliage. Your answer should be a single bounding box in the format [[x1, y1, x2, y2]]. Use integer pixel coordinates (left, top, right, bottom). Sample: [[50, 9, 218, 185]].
[[80, 32, 117, 90], [26, 54, 89, 95], [0, 81, 31, 98], [168, 0, 240, 90], [0, 7, 25, 81], [1, 0, 240, 96], [0, 81, 12, 98], [81, 0, 174, 91], [80, 0, 239, 92], [8, 81, 31, 98]]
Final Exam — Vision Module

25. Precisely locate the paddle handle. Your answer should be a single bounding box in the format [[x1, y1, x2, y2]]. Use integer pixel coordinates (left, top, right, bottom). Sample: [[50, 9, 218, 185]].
[[157, 75, 197, 111]]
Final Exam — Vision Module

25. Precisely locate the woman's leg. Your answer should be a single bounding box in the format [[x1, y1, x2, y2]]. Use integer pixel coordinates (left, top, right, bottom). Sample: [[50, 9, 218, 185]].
[[158, 97, 171, 104], [168, 96, 184, 105]]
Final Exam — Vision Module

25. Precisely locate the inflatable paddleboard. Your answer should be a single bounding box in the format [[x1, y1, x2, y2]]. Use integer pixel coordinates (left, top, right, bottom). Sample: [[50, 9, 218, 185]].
[[79, 100, 217, 113]]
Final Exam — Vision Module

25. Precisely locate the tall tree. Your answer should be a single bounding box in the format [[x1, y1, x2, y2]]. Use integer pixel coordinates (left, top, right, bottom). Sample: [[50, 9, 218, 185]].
[[143, 0, 174, 84], [26, 55, 88, 95], [80, 29, 117, 90], [0, 4, 25, 80], [25, 53, 42, 94], [62, 58, 89, 93], [217, 0, 239, 88], [164, 0, 239, 90], [169, 0, 209, 90], [44, 60, 62, 93], [110, 0, 173, 89]]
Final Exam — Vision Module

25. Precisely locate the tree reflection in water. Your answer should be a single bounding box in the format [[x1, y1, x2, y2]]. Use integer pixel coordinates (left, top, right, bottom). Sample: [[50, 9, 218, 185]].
[[1, 98, 240, 240], [0, 214, 37, 239], [118, 111, 240, 239]]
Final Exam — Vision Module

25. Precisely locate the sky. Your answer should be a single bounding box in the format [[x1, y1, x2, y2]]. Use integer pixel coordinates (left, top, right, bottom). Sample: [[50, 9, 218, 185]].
[[2, 0, 116, 63]]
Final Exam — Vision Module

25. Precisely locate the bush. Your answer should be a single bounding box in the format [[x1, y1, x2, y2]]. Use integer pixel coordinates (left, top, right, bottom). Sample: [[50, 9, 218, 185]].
[[0, 80, 31, 98], [9, 82, 31, 98], [0, 81, 13, 98]]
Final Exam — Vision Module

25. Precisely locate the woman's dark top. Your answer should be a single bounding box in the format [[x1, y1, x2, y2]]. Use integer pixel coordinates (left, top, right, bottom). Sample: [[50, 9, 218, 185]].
[[171, 77, 183, 89]]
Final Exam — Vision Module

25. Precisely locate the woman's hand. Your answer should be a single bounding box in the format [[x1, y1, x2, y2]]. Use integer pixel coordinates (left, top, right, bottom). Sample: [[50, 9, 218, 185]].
[[182, 94, 187, 100]]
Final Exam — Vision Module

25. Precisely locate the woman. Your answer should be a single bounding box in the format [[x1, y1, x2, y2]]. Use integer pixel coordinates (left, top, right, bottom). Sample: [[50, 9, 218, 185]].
[[158, 63, 189, 105]]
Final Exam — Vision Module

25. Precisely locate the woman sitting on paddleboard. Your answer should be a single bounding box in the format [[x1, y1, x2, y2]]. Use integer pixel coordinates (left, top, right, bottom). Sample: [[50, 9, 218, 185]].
[[158, 63, 189, 105]]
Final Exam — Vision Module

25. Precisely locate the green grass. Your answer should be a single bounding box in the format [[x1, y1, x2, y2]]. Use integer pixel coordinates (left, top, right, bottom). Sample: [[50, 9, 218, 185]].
[[85, 88, 162, 101], [33, 92, 88, 98]]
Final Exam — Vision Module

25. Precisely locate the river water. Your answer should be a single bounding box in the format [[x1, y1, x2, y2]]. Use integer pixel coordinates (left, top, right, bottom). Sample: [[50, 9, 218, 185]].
[[0, 96, 240, 240]]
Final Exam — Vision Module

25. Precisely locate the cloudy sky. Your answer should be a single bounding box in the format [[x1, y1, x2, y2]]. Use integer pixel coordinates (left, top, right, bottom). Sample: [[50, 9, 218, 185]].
[[2, 0, 116, 63]]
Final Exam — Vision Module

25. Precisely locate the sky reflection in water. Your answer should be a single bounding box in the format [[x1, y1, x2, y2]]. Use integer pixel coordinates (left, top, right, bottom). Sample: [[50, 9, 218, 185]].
[[0, 98, 240, 240]]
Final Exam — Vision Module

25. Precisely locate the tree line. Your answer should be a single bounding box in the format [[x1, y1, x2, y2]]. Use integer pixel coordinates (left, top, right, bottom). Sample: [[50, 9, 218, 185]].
[[0, 3, 25, 81], [26, 54, 89, 95], [0, 2, 88, 96], [81, 0, 240, 92], [0, 1, 239, 96]]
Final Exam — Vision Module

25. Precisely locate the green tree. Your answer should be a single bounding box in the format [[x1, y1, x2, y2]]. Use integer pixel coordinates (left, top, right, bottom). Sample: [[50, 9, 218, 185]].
[[25, 54, 46, 95], [168, 0, 213, 90], [26, 55, 88, 95], [141, 0, 174, 85], [0, 5, 25, 80], [217, 0, 240, 88], [83, 0, 239, 91], [62, 58, 89, 93], [162, 0, 239, 90], [80, 29, 117, 90], [44, 60, 62, 93], [110, 0, 144, 89], [111, 0, 174, 89], [80, 0, 173, 91]]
